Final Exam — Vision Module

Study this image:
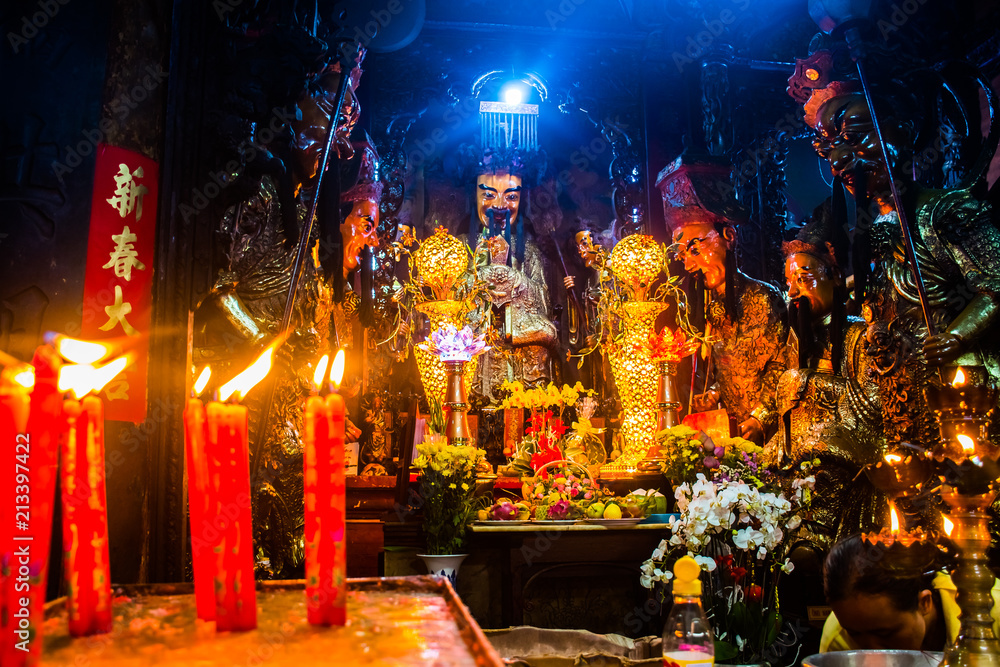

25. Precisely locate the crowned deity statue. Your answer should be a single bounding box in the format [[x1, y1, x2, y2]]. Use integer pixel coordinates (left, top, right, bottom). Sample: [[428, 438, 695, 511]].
[[768, 202, 886, 541], [464, 150, 558, 400], [193, 28, 369, 577], [657, 156, 788, 445], [788, 42, 1000, 446]]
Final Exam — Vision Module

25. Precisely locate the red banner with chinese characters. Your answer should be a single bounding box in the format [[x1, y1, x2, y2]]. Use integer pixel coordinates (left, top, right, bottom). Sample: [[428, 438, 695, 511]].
[[80, 144, 158, 423]]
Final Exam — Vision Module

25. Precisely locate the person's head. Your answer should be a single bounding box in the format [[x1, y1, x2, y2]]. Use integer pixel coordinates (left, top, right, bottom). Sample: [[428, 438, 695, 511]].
[[339, 139, 381, 278], [782, 242, 840, 321], [824, 535, 950, 650], [569, 219, 603, 269], [290, 56, 363, 190], [810, 92, 913, 213], [672, 221, 735, 292], [788, 48, 917, 214], [476, 170, 522, 230]]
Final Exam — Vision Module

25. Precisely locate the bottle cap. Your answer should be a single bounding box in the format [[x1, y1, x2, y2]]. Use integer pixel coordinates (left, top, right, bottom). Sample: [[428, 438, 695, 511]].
[[672, 555, 702, 597]]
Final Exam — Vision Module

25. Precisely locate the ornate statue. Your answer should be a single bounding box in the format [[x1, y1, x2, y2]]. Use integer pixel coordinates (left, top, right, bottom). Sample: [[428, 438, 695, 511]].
[[193, 25, 366, 578], [656, 156, 788, 445], [467, 151, 557, 400], [560, 219, 609, 392], [788, 43, 1000, 445], [767, 204, 886, 541]]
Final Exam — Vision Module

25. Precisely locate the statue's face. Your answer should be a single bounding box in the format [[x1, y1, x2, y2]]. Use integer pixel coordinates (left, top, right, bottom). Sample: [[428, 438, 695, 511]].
[[785, 252, 837, 320], [672, 222, 730, 291], [812, 93, 911, 208], [290, 69, 360, 188], [476, 172, 522, 230], [575, 230, 600, 268], [342, 199, 379, 277]]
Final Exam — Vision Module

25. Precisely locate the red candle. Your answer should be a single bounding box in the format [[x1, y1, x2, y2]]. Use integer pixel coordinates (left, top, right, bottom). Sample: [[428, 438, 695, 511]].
[[4, 346, 63, 666], [206, 401, 256, 632], [303, 392, 347, 626], [0, 373, 30, 664], [59, 395, 112, 637], [183, 396, 215, 621]]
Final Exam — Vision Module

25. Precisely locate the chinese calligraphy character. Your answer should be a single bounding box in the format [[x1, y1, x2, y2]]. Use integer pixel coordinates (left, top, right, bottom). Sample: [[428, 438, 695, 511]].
[[99, 285, 138, 335], [101, 225, 146, 281], [106, 163, 148, 221]]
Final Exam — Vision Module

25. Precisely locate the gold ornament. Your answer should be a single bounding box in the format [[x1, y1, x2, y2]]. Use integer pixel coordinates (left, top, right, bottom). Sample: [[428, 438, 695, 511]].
[[608, 301, 667, 466], [412, 227, 469, 300], [609, 234, 663, 301]]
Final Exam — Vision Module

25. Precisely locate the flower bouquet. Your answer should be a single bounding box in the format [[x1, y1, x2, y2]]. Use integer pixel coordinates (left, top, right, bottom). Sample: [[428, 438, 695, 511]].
[[500, 381, 595, 473], [641, 441, 814, 665], [411, 437, 487, 554], [656, 425, 765, 488]]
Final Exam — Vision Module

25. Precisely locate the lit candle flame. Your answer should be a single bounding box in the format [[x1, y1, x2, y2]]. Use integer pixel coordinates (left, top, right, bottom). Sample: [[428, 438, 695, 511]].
[[193, 367, 211, 396], [219, 345, 274, 402], [49, 334, 109, 365], [331, 349, 345, 388], [13, 368, 35, 389], [884, 453, 903, 464], [952, 367, 966, 387], [957, 434, 976, 454], [313, 354, 330, 388], [57, 354, 130, 398], [889, 505, 900, 534], [942, 515, 954, 537]]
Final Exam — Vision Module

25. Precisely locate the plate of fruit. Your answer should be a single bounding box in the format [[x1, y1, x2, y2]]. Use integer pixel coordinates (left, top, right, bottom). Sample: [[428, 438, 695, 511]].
[[476, 498, 532, 523], [582, 498, 646, 525]]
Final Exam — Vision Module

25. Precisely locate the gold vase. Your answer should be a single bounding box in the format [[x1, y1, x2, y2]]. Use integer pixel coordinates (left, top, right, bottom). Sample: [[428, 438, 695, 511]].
[[414, 300, 478, 407], [444, 360, 471, 446], [940, 487, 1000, 667], [608, 301, 666, 467]]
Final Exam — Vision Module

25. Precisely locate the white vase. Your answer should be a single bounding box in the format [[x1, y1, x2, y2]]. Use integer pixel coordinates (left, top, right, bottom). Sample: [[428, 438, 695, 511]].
[[417, 553, 468, 586]]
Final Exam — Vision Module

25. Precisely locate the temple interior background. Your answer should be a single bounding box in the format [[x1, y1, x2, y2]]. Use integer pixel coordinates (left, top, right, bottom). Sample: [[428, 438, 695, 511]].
[[5, 0, 1000, 664]]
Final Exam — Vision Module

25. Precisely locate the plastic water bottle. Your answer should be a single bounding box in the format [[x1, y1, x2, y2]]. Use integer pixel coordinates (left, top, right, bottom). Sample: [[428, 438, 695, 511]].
[[662, 555, 714, 667]]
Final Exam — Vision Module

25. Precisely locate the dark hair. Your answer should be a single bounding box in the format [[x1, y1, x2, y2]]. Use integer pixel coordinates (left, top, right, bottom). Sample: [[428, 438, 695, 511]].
[[824, 534, 953, 612]]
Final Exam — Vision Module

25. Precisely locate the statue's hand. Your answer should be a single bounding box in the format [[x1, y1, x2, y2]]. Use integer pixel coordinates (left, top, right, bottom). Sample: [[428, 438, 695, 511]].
[[923, 332, 964, 366], [564, 275, 575, 289], [738, 417, 764, 446], [691, 389, 720, 413], [345, 417, 362, 442]]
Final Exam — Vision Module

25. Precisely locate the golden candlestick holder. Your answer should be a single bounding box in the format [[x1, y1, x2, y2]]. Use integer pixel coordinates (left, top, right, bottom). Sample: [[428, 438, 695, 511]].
[[636, 361, 680, 473], [443, 360, 472, 446], [924, 369, 1000, 667]]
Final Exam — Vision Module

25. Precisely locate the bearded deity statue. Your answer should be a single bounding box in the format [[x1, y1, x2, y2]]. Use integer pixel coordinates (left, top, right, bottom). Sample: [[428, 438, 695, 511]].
[[788, 43, 1000, 446], [767, 202, 886, 541], [656, 156, 788, 445], [193, 28, 368, 578], [560, 220, 609, 392], [465, 151, 557, 400]]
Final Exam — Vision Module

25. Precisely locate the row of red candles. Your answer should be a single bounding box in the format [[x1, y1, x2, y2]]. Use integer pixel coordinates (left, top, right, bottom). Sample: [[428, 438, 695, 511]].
[[183, 360, 348, 630], [0, 341, 348, 666], [0, 345, 115, 667]]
